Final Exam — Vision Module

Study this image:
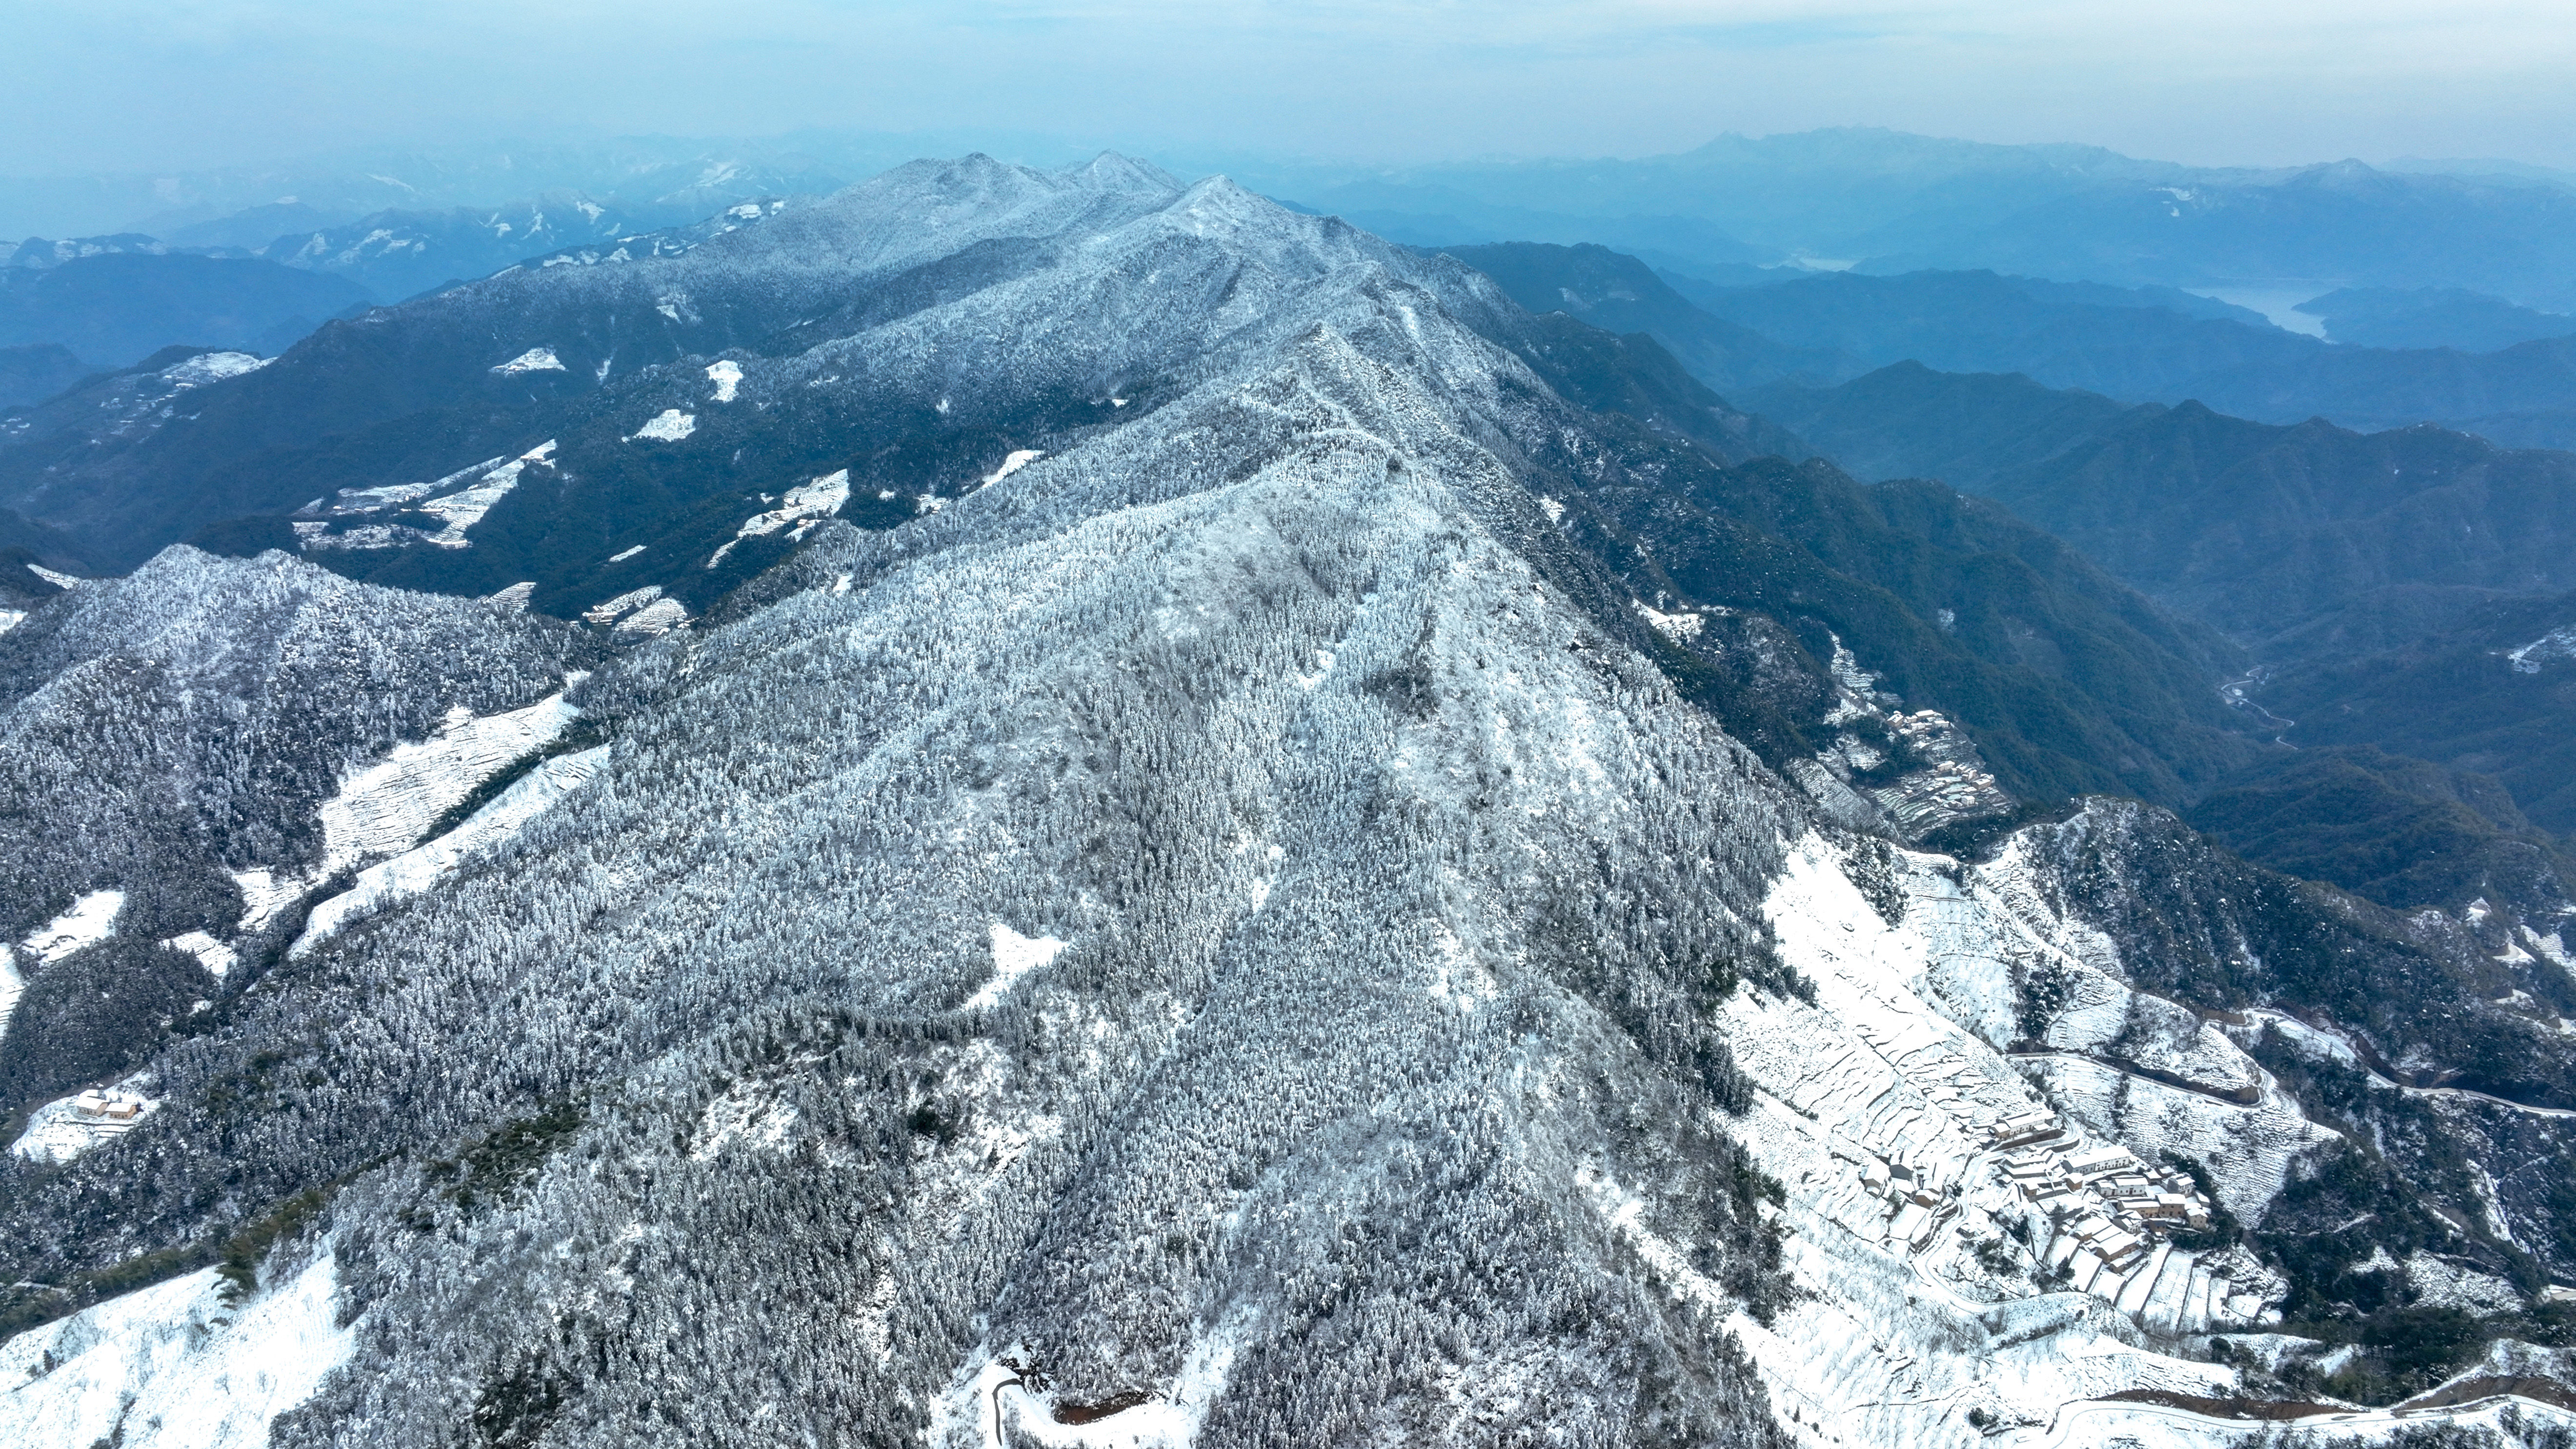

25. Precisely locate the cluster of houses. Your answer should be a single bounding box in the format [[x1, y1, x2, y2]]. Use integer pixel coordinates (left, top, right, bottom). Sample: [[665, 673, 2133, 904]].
[[1987, 1114, 2216, 1288], [1857, 1106, 2219, 1289], [70, 1088, 149, 1126]]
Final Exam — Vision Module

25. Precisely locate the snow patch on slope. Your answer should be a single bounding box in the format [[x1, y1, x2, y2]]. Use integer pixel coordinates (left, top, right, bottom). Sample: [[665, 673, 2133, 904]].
[[613, 597, 689, 637], [627, 409, 696, 442], [709, 469, 851, 565], [162, 351, 267, 386], [584, 585, 663, 624], [979, 449, 1045, 487], [706, 359, 743, 402], [0, 1249, 356, 1449], [412, 457, 527, 546], [222, 684, 593, 938], [233, 869, 307, 935], [22, 888, 123, 963], [162, 930, 237, 978], [490, 347, 565, 375], [1633, 599, 1703, 641], [966, 924, 1067, 1010], [2507, 624, 2576, 673], [297, 440, 551, 551]]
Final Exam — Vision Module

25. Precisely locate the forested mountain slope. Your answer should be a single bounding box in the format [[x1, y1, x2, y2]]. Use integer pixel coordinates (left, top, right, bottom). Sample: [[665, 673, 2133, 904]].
[[2257, 591, 2576, 837], [1744, 362, 2142, 489], [0, 548, 583, 1134], [1757, 364, 2576, 660], [1755, 361, 2576, 921], [1686, 268, 2576, 448], [2297, 286, 2576, 353], [1429, 241, 1837, 392], [0, 156, 2570, 1449], [0, 343, 89, 408]]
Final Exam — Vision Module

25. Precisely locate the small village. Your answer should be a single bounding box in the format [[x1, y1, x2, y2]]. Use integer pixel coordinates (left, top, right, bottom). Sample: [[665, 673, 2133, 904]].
[[1847, 1101, 2251, 1329]]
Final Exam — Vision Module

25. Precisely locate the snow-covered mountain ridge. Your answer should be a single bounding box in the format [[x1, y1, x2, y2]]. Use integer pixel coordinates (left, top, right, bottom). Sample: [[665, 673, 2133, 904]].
[[0, 154, 2569, 1449]]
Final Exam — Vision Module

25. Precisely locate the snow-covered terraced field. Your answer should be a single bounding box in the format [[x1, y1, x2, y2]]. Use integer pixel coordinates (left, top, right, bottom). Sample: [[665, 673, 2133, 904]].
[[293, 743, 610, 954], [311, 688, 581, 876], [1703, 834, 2349, 1446]]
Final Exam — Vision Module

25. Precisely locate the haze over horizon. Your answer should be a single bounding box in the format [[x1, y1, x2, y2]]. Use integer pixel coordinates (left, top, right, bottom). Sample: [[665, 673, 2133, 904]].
[[8, 0, 2576, 181]]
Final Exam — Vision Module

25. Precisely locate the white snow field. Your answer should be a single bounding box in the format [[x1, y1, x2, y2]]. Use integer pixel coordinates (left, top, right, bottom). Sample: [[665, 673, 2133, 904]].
[[162, 929, 239, 978], [964, 924, 1070, 1010], [708, 468, 853, 565], [490, 346, 565, 374], [411, 442, 551, 546], [626, 408, 696, 442], [1711, 836, 2280, 1443], [613, 596, 689, 636], [0, 1249, 356, 1449], [295, 440, 554, 551], [21, 888, 123, 963], [217, 685, 588, 947], [1683, 830, 2576, 1447], [979, 448, 1046, 487], [161, 351, 268, 386]]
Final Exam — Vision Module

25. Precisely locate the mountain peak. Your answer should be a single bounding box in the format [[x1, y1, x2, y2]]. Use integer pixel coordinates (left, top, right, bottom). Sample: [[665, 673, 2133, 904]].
[[1069, 150, 1185, 195]]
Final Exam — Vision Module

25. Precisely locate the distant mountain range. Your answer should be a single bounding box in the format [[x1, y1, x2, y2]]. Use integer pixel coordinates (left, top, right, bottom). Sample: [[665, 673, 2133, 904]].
[[0, 253, 369, 368], [1247, 129, 2576, 309], [19, 125, 2576, 303], [1445, 239, 2576, 447], [2297, 286, 2576, 352], [0, 133, 918, 240], [0, 192, 786, 380], [1680, 267, 2576, 449], [243, 194, 645, 302]]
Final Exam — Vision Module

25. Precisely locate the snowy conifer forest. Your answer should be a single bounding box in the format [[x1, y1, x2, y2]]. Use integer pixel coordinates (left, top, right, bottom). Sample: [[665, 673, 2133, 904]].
[[0, 154, 2572, 1449]]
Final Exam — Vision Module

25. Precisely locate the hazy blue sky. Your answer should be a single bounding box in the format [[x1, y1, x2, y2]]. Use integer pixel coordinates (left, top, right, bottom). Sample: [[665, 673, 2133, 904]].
[[8, 0, 2575, 175]]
